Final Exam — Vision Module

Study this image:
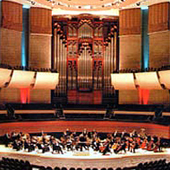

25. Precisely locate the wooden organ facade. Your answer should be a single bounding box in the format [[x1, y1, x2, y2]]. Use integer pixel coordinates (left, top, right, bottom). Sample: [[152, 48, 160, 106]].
[[52, 14, 119, 105]]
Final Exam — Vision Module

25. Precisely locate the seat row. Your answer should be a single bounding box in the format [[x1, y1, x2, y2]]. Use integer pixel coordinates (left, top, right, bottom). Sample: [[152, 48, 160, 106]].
[[0, 157, 169, 170]]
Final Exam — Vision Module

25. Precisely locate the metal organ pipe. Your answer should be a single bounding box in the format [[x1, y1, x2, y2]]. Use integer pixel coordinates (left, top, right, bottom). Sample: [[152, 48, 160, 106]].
[[110, 37, 114, 73], [53, 29, 57, 69], [64, 43, 67, 93], [114, 31, 117, 70], [78, 23, 93, 38]]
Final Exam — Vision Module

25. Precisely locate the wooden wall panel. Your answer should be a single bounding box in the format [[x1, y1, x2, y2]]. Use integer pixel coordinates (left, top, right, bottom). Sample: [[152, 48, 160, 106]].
[[1, 1, 22, 31], [30, 7, 52, 34], [119, 90, 139, 104], [0, 121, 169, 138], [0, 28, 22, 66], [148, 2, 170, 33], [119, 8, 141, 35], [149, 31, 170, 68], [0, 88, 21, 103], [119, 35, 141, 70], [148, 90, 170, 106], [29, 34, 51, 68], [30, 89, 51, 103]]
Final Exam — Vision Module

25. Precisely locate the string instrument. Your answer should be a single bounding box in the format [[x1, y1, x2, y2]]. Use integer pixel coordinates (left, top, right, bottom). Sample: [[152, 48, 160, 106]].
[[112, 142, 118, 150], [136, 137, 141, 147], [99, 146, 106, 152], [99, 139, 108, 152], [153, 140, 160, 152], [140, 139, 147, 149], [147, 140, 154, 151], [115, 143, 123, 151]]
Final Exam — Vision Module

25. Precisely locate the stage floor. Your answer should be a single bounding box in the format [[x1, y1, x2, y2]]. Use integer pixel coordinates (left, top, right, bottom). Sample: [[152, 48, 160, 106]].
[[0, 145, 170, 159], [1, 145, 170, 169]]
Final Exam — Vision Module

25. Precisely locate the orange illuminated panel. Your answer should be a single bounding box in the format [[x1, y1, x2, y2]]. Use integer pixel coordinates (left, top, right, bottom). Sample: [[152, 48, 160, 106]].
[[0, 68, 12, 87], [135, 72, 162, 90], [33, 72, 59, 89], [159, 70, 170, 89], [8, 70, 35, 88], [111, 73, 136, 90]]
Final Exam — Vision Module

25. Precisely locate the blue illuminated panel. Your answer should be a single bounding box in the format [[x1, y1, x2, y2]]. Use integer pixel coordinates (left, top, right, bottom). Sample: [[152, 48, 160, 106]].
[[21, 8, 29, 68], [141, 7, 149, 70]]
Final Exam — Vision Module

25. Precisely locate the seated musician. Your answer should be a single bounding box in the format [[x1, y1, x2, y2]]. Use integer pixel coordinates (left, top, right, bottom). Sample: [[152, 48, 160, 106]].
[[24, 139, 32, 152], [12, 139, 23, 151], [92, 136, 101, 151], [152, 136, 161, 152], [78, 134, 88, 151], [24, 139, 30, 151], [82, 128, 88, 137], [147, 137, 155, 151], [3, 132, 11, 147], [42, 143, 50, 153], [130, 130, 138, 138], [139, 128, 147, 139], [52, 139, 63, 154], [60, 135, 66, 149], [101, 138, 112, 155], [36, 138, 50, 153], [121, 130, 130, 139], [140, 137, 148, 150], [66, 128, 72, 136], [89, 129, 97, 139], [129, 138, 138, 153], [113, 130, 121, 138], [66, 136, 73, 151], [114, 140, 126, 154]]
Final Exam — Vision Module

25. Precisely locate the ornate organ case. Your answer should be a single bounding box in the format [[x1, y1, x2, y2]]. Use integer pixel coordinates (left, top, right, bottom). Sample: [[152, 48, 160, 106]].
[[52, 14, 119, 105]]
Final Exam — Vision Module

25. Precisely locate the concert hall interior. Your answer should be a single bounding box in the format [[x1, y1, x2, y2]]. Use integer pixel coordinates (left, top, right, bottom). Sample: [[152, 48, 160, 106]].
[[0, 0, 170, 170]]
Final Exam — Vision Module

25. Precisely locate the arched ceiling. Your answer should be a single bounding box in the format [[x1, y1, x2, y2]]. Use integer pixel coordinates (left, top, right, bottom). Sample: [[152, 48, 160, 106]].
[[14, 0, 170, 13]]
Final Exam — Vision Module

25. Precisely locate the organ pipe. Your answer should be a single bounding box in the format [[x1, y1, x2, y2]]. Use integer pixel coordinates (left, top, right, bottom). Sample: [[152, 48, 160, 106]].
[[54, 29, 67, 97], [53, 17, 118, 104]]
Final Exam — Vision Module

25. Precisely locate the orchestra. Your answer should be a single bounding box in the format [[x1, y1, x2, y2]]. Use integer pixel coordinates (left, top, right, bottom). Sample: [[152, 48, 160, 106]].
[[3, 128, 164, 155]]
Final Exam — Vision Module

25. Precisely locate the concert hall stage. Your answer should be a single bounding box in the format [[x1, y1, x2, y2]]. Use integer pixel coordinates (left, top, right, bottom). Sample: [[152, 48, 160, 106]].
[[0, 145, 170, 169], [0, 120, 170, 169]]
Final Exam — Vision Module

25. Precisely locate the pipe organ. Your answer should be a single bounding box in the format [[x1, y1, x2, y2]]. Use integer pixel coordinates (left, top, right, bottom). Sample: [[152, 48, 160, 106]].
[[52, 15, 119, 104]]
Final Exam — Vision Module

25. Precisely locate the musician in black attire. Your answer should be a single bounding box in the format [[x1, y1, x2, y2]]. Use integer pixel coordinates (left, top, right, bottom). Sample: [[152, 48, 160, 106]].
[[102, 141, 112, 155], [52, 140, 63, 154], [78, 134, 88, 151], [12, 139, 23, 151], [114, 140, 126, 154], [3, 133, 11, 147], [92, 137, 100, 151]]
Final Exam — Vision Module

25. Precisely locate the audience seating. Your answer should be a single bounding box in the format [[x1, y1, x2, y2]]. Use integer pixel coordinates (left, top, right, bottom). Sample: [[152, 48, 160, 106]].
[[0, 157, 170, 170], [0, 157, 32, 170]]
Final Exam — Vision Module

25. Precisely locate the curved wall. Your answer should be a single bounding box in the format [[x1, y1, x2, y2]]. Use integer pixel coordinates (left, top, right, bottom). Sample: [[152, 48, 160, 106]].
[[0, 120, 169, 138], [118, 2, 170, 106], [148, 2, 170, 106], [0, 1, 53, 104]]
